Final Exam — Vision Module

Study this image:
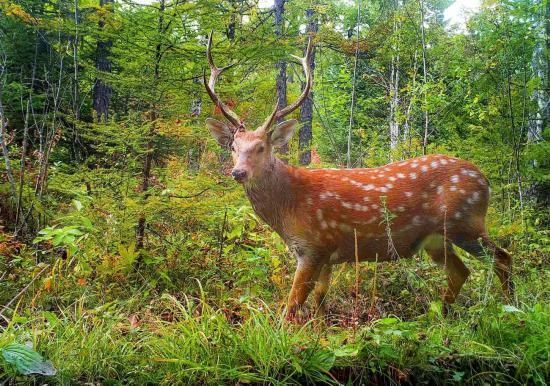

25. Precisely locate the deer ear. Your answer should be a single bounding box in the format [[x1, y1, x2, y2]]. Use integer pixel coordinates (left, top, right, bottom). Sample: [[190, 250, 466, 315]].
[[269, 119, 298, 148], [206, 118, 232, 148]]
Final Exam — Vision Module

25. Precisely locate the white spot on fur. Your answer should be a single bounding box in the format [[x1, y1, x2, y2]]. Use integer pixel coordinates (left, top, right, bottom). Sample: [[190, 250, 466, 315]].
[[437, 186, 444, 195], [363, 196, 371, 202], [421, 165, 429, 172], [306, 197, 313, 205], [363, 184, 375, 191], [385, 183, 394, 189], [342, 201, 353, 209], [397, 173, 406, 179], [371, 204, 379, 210], [405, 191, 413, 198], [459, 189, 466, 194], [478, 178, 487, 185], [422, 192, 429, 199], [411, 162, 418, 168], [440, 159, 448, 165], [450, 175, 459, 183], [316, 209, 324, 221], [388, 176, 397, 182], [396, 206, 405, 212], [454, 212, 462, 219], [450, 186, 457, 192], [422, 202, 430, 209], [320, 221, 329, 230], [409, 172, 417, 179], [329, 220, 338, 228], [430, 161, 439, 168]]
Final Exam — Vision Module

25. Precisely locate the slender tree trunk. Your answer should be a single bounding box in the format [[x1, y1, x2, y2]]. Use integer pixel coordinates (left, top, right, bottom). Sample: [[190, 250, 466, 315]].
[[419, 0, 429, 155], [528, 0, 548, 142], [136, 0, 165, 254], [347, 0, 360, 167], [299, 7, 318, 166], [93, 0, 113, 123], [274, 0, 288, 156], [389, 5, 400, 154]]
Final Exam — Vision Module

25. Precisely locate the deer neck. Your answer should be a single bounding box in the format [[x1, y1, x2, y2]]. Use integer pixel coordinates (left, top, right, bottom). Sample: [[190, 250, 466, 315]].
[[244, 157, 295, 235]]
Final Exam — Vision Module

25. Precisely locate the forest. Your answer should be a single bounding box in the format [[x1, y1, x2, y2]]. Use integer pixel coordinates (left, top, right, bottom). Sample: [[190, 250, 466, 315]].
[[0, 0, 548, 384]]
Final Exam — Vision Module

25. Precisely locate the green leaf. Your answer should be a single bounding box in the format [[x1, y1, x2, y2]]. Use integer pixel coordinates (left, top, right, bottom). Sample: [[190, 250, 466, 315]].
[[1, 343, 56, 376]]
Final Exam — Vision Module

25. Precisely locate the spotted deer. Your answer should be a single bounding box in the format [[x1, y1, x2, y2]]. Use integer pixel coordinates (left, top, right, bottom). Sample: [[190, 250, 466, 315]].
[[203, 34, 514, 319]]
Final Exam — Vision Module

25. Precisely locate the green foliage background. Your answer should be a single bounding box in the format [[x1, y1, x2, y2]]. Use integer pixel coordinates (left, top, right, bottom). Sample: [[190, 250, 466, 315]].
[[0, 0, 548, 384]]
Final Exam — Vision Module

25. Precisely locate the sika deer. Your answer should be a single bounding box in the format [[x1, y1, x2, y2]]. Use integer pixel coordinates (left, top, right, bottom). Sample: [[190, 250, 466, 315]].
[[203, 33, 514, 319]]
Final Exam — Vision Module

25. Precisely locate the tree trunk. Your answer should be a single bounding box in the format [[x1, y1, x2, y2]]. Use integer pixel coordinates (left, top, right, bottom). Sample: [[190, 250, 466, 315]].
[[419, 0, 429, 155], [136, 0, 165, 254], [528, 0, 548, 142], [389, 6, 401, 154], [92, 0, 113, 123], [274, 0, 289, 156], [299, 7, 318, 166]]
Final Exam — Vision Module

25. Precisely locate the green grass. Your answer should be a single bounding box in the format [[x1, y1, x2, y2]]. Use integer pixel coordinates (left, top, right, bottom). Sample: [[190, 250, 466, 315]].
[[1, 276, 548, 384], [1, 192, 548, 384]]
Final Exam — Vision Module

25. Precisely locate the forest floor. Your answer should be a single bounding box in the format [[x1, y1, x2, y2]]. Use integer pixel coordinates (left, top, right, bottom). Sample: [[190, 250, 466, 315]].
[[0, 170, 549, 385]]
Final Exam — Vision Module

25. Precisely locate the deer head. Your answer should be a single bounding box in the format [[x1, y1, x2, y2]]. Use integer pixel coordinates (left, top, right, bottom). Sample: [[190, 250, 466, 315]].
[[204, 32, 314, 183]]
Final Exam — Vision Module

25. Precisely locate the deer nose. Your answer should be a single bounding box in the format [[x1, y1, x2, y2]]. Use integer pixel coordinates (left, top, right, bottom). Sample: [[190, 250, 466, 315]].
[[231, 169, 248, 182]]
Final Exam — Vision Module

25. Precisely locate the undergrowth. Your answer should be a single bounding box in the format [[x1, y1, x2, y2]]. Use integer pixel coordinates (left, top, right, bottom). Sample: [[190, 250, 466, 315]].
[[0, 168, 548, 385]]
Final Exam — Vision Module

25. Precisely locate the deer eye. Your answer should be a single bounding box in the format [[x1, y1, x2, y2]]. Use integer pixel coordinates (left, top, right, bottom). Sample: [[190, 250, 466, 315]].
[[230, 144, 236, 152], [258, 146, 265, 153]]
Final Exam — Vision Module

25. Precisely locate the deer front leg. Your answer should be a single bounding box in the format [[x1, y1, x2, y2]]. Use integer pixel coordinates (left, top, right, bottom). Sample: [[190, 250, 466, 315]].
[[313, 264, 332, 318], [286, 261, 322, 322]]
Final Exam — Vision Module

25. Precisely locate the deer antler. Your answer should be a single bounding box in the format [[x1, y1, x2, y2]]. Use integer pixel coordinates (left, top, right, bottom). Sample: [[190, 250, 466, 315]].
[[203, 31, 244, 131], [259, 37, 314, 133], [278, 37, 314, 119]]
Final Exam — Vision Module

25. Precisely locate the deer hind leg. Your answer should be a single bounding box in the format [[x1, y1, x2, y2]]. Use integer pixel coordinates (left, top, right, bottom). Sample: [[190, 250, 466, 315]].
[[286, 262, 322, 322], [424, 235, 470, 315], [453, 234, 514, 303], [313, 264, 332, 318]]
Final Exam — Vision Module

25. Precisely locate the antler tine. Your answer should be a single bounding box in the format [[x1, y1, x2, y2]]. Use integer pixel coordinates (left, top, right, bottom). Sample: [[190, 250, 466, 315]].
[[276, 37, 314, 119], [259, 94, 280, 134], [204, 31, 243, 131]]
